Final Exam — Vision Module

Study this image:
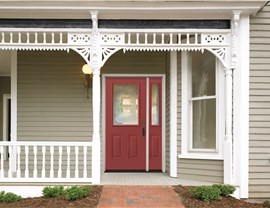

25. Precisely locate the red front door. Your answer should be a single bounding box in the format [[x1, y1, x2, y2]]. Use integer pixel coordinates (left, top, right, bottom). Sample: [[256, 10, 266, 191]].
[[106, 77, 162, 171]]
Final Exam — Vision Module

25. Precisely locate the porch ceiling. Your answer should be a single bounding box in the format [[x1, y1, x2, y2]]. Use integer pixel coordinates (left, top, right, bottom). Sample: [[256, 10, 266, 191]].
[[0, 1, 266, 20]]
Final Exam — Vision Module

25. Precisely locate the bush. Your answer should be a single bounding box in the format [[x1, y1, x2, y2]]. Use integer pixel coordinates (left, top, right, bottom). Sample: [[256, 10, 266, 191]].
[[64, 186, 91, 201], [0, 192, 22, 203], [212, 184, 236, 197], [263, 200, 270, 208], [42, 186, 65, 198], [190, 186, 221, 203]]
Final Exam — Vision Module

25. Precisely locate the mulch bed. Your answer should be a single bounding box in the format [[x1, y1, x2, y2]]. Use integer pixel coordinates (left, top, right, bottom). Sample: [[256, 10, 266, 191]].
[[174, 185, 264, 208], [0, 186, 102, 208]]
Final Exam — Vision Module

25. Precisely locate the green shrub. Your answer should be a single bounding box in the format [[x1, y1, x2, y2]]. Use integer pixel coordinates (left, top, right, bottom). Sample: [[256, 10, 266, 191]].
[[190, 186, 221, 203], [1, 192, 22, 203], [0, 191, 5, 201], [64, 186, 91, 201], [212, 184, 236, 197], [263, 200, 270, 208], [42, 186, 65, 198]]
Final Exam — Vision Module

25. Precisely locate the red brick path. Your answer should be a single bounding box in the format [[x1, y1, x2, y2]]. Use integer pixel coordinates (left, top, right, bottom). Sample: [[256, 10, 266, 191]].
[[98, 185, 185, 208]]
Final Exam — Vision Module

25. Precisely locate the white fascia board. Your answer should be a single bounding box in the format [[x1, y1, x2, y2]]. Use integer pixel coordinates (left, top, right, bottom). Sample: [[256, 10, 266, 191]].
[[0, 1, 265, 19]]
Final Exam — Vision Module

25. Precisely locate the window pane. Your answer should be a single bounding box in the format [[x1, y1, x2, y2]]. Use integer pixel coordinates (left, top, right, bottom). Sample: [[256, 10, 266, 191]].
[[192, 51, 215, 97], [192, 99, 216, 149], [151, 84, 160, 125], [113, 84, 138, 125]]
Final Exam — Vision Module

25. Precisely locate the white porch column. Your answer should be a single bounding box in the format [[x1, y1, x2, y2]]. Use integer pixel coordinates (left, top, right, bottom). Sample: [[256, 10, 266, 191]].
[[233, 14, 250, 198], [10, 50, 17, 172], [224, 67, 233, 185], [170, 51, 177, 178], [91, 10, 101, 184], [91, 68, 101, 184]]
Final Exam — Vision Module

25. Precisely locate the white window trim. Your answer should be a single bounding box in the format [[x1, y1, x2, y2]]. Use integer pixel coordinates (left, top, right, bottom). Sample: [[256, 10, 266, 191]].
[[179, 51, 224, 160]]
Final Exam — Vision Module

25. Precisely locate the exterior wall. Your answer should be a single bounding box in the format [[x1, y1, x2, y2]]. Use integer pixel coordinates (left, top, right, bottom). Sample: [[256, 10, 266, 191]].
[[249, 3, 270, 199], [0, 76, 10, 141], [17, 51, 92, 142], [176, 52, 224, 183]]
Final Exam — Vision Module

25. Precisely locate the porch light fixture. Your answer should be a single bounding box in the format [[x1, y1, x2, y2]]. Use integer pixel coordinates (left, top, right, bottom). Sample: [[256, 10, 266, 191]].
[[82, 64, 93, 99]]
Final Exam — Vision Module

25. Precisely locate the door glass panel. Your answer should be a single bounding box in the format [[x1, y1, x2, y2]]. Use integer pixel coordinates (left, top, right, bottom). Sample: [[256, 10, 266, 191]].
[[191, 51, 215, 97], [192, 99, 216, 149], [151, 84, 160, 126], [113, 84, 138, 125]]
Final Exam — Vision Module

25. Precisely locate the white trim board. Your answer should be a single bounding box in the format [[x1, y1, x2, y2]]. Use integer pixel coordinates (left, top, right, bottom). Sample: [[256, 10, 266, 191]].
[[102, 74, 166, 173], [2, 94, 11, 160]]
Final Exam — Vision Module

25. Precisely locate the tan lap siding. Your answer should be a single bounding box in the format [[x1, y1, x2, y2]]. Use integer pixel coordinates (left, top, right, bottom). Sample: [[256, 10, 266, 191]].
[[176, 52, 224, 184], [17, 51, 92, 142], [250, 3, 270, 199], [0, 77, 10, 141]]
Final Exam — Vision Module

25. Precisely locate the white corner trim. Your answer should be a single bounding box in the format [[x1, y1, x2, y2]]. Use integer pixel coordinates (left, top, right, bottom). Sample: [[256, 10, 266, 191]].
[[162, 75, 166, 173], [170, 51, 177, 178], [2, 94, 11, 161]]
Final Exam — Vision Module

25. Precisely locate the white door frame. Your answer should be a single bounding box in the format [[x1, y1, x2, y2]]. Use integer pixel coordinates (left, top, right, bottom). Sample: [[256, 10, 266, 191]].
[[2, 94, 11, 160], [102, 74, 166, 173]]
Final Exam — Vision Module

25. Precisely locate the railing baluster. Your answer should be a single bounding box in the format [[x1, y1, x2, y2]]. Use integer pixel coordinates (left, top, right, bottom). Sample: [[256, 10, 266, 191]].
[[128, 33, 131, 44], [161, 33, 164, 44], [42, 146, 46, 178], [1, 33, 4, 43], [58, 146, 62, 178], [187, 33, 190, 44], [136, 33, 139, 44], [26, 33, 30, 44], [51, 33, 55, 44], [60, 33, 63, 44], [25, 146, 29, 178], [33, 146, 37, 178], [170, 33, 173, 44], [195, 33, 198, 44], [43, 32, 46, 44], [17, 146, 21, 178], [178, 33, 181, 44], [75, 146, 79, 178], [35, 32, 38, 44], [66, 146, 70, 178], [153, 33, 156, 44], [145, 33, 148, 44], [8, 146, 12, 178], [0, 146, 4, 178], [18, 33, 21, 44], [83, 146, 87, 178], [50, 146, 54, 178], [9, 33, 13, 44]]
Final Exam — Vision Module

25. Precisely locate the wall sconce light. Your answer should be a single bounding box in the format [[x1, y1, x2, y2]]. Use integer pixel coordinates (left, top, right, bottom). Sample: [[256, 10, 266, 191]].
[[82, 64, 93, 99]]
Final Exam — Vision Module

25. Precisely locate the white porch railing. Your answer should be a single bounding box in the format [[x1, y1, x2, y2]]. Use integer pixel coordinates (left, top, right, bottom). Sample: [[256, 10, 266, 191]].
[[0, 142, 93, 183]]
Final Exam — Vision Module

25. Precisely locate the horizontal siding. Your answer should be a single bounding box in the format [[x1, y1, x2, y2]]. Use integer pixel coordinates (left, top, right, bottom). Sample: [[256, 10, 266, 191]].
[[249, 3, 270, 199], [17, 51, 92, 142], [176, 52, 223, 184], [0, 77, 10, 141]]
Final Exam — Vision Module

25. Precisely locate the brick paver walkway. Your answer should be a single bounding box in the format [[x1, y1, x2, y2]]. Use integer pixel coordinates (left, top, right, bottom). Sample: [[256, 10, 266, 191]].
[[98, 185, 185, 207]]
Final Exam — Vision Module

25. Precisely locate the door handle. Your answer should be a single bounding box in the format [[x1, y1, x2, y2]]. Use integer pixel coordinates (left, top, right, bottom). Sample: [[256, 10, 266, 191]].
[[142, 121, 145, 136]]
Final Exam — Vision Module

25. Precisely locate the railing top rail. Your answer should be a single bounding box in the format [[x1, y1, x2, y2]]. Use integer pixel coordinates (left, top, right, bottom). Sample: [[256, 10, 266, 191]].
[[0, 28, 92, 32], [0, 141, 93, 146], [98, 28, 231, 33]]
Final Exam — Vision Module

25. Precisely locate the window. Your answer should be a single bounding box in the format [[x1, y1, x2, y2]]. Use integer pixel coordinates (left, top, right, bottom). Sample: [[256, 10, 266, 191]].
[[180, 51, 224, 159]]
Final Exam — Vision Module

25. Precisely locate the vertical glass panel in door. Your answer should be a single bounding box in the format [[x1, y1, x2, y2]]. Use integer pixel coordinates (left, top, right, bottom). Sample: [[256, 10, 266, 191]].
[[191, 51, 216, 97], [151, 84, 160, 126], [192, 99, 216, 149], [113, 84, 138, 125]]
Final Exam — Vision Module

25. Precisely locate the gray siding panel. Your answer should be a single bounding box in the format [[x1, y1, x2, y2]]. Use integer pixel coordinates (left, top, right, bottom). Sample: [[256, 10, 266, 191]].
[[249, 3, 270, 199], [176, 52, 223, 184], [17, 51, 92, 142]]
